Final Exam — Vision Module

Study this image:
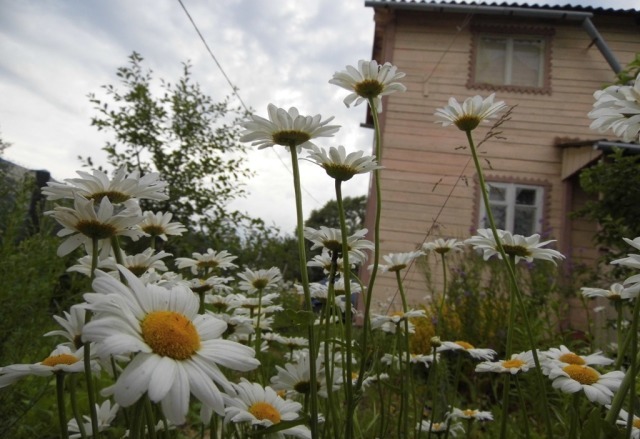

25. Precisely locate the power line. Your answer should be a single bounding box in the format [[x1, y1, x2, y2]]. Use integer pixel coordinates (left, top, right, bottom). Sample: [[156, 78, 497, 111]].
[[175, 0, 323, 207]]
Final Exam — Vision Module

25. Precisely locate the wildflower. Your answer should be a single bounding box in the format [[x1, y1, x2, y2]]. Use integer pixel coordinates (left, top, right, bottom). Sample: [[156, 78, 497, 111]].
[[224, 379, 311, 438], [615, 409, 640, 438], [371, 309, 425, 334], [43, 166, 169, 203], [270, 353, 337, 398], [449, 407, 494, 422], [434, 94, 507, 131], [212, 312, 254, 342], [82, 267, 259, 424], [588, 73, 640, 142], [135, 211, 186, 241], [548, 363, 624, 405], [205, 293, 241, 312], [541, 345, 613, 375], [475, 350, 537, 374], [381, 353, 436, 368], [466, 229, 564, 264], [238, 267, 282, 294], [422, 238, 465, 255], [329, 59, 406, 112], [240, 104, 339, 151], [45, 304, 87, 350], [0, 345, 90, 388], [377, 250, 425, 272], [176, 249, 238, 275], [46, 195, 143, 257], [67, 400, 119, 439], [190, 275, 234, 295], [417, 419, 464, 436], [306, 144, 382, 181], [437, 341, 496, 361], [304, 227, 374, 263], [581, 283, 629, 302]]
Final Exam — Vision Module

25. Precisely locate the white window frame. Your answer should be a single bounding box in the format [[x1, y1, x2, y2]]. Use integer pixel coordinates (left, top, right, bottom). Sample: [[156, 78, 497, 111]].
[[478, 182, 544, 235]]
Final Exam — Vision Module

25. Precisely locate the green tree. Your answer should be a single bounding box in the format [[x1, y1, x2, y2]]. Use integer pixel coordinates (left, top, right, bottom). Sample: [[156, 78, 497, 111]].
[[305, 195, 367, 235], [84, 52, 253, 251]]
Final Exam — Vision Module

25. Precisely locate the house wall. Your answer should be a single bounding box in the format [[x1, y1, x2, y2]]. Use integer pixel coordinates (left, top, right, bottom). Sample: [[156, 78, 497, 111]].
[[364, 8, 640, 309]]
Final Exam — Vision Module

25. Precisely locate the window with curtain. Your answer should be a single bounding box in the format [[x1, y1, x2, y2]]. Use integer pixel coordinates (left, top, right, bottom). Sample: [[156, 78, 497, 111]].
[[478, 182, 545, 236]]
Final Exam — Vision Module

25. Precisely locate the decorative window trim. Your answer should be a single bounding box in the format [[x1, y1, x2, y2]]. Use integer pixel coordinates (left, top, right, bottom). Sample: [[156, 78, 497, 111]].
[[471, 175, 552, 236], [467, 24, 554, 95]]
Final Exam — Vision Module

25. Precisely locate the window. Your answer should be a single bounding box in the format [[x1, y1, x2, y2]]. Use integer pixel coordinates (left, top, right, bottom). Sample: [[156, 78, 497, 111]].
[[478, 182, 545, 236], [469, 25, 553, 94]]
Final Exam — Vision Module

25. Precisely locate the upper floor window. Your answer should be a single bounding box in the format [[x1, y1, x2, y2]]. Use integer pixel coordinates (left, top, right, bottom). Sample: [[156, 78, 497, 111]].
[[478, 181, 545, 236], [469, 25, 553, 94]]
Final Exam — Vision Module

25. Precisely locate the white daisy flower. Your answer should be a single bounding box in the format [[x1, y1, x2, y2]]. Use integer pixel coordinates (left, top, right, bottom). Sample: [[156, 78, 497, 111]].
[[44, 304, 87, 350], [224, 379, 311, 438], [67, 399, 119, 439], [67, 255, 119, 278], [371, 309, 425, 334], [210, 312, 254, 342], [615, 409, 640, 438], [449, 407, 494, 422], [82, 267, 259, 424], [46, 195, 143, 257], [189, 275, 234, 295], [422, 238, 465, 255], [548, 364, 624, 405], [241, 103, 339, 151], [135, 211, 186, 241], [270, 353, 336, 398], [329, 59, 406, 113], [541, 345, 613, 375], [434, 93, 507, 131], [175, 249, 238, 275], [271, 335, 309, 350], [475, 350, 537, 375], [306, 144, 382, 181], [466, 229, 564, 265], [377, 250, 425, 272], [0, 345, 91, 388], [122, 248, 171, 277], [233, 293, 280, 313], [381, 353, 436, 368], [581, 283, 628, 302], [238, 267, 282, 294], [304, 227, 374, 264], [588, 73, 640, 142], [437, 341, 496, 361], [205, 293, 241, 312], [43, 166, 168, 203], [417, 419, 464, 436]]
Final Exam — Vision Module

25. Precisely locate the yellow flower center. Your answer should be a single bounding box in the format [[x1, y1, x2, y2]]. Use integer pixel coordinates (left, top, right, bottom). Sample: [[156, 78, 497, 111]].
[[455, 341, 475, 350], [197, 260, 220, 269], [634, 419, 640, 429], [502, 359, 525, 369], [87, 191, 131, 204], [463, 409, 477, 417], [323, 163, 356, 181], [141, 311, 200, 360], [252, 278, 269, 290], [272, 130, 311, 147], [41, 353, 80, 367], [558, 352, 586, 365], [354, 79, 384, 99], [249, 402, 281, 424], [75, 220, 117, 240], [563, 364, 600, 385]]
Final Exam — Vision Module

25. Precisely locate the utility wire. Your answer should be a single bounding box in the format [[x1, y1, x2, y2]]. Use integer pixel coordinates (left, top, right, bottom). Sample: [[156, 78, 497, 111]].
[[176, 0, 324, 207]]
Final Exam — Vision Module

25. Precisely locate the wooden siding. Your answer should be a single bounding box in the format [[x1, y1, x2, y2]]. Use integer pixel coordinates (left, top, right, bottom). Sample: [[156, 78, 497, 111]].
[[363, 9, 640, 307]]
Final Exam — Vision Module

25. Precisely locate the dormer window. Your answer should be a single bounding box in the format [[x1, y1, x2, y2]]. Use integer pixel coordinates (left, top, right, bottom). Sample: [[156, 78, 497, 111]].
[[469, 25, 553, 94]]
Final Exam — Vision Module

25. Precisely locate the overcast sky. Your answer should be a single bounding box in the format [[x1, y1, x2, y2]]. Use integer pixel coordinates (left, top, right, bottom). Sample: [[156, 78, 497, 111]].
[[1, 0, 637, 234]]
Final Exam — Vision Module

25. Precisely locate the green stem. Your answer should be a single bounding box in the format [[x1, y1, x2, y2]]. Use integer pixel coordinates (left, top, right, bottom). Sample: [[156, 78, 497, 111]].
[[56, 373, 69, 439], [359, 96, 383, 390], [568, 393, 580, 439], [69, 374, 87, 439], [336, 179, 355, 439], [466, 129, 553, 439], [395, 270, 414, 439], [499, 257, 517, 439], [324, 253, 341, 437], [437, 255, 448, 333], [514, 376, 531, 439], [288, 146, 319, 438], [254, 288, 264, 385], [129, 398, 145, 439], [86, 239, 100, 439], [143, 397, 158, 439]]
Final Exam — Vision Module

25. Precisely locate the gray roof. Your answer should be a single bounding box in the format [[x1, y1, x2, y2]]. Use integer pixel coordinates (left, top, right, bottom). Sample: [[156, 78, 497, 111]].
[[365, 0, 639, 13]]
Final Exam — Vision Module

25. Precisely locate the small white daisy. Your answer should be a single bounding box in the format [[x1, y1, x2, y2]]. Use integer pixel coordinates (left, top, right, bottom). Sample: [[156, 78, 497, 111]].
[[466, 229, 564, 265], [135, 211, 186, 241], [44, 304, 87, 350], [304, 227, 373, 264], [541, 345, 613, 375], [241, 104, 339, 151], [434, 94, 507, 131], [377, 250, 425, 272], [224, 379, 311, 438], [329, 59, 407, 112], [581, 283, 629, 302], [475, 350, 537, 375], [548, 364, 624, 405], [422, 238, 465, 255], [306, 144, 382, 181], [615, 409, 640, 439], [238, 267, 282, 294], [437, 341, 496, 361], [67, 399, 119, 439], [417, 419, 464, 436], [175, 249, 238, 275], [449, 407, 494, 422]]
